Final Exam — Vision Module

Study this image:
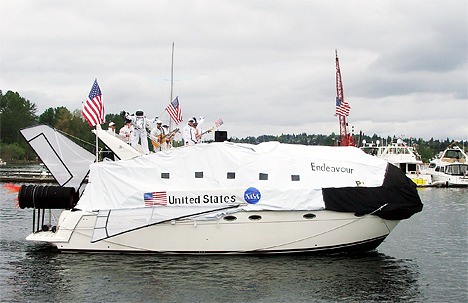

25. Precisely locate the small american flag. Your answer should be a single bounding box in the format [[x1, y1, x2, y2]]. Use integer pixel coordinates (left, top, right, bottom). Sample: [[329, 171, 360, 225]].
[[335, 97, 350, 116], [82, 79, 104, 126], [214, 118, 224, 128], [165, 96, 183, 124], [144, 191, 168, 206]]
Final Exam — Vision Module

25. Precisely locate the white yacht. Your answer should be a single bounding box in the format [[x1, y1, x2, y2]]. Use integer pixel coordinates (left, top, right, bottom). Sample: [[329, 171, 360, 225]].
[[16, 125, 423, 254], [425, 145, 468, 187], [360, 139, 432, 186]]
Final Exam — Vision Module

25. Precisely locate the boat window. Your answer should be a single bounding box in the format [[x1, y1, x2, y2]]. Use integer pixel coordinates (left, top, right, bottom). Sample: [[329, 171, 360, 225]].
[[429, 163, 436, 169], [303, 213, 316, 219], [259, 173, 268, 180], [448, 164, 467, 176], [291, 175, 300, 181], [223, 215, 237, 221], [408, 164, 417, 172], [445, 150, 462, 159], [161, 173, 170, 179], [248, 215, 262, 221], [195, 172, 203, 178], [227, 172, 236, 179], [445, 166, 452, 175], [461, 165, 468, 175]]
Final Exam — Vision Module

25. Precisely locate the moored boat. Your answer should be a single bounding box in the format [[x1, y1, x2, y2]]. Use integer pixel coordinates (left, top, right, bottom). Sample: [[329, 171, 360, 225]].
[[360, 139, 433, 186], [17, 125, 423, 254], [424, 145, 468, 187]]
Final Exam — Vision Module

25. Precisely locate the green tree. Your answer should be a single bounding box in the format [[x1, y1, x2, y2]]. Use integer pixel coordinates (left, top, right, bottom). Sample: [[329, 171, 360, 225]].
[[53, 107, 74, 133], [38, 107, 55, 125], [0, 142, 26, 161], [0, 90, 38, 143]]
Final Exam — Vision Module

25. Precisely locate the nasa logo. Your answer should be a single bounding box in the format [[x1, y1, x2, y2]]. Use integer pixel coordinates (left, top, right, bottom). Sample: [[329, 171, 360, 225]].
[[244, 187, 261, 204]]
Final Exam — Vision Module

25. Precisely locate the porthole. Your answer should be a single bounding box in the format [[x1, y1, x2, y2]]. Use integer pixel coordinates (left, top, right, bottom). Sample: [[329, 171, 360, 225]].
[[161, 172, 170, 179], [248, 215, 262, 221], [303, 213, 316, 219], [259, 173, 268, 180], [195, 172, 203, 178], [223, 215, 237, 221], [291, 175, 300, 181], [227, 172, 236, 179]]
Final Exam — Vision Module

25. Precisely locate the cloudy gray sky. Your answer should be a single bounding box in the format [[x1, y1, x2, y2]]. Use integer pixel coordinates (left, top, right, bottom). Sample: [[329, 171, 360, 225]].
[[1, 0, 467, 141]]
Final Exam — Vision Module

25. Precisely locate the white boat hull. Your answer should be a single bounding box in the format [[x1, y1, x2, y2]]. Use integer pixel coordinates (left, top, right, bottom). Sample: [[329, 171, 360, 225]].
[[430, 174, 468, 187], [27, 209, 399, 254]]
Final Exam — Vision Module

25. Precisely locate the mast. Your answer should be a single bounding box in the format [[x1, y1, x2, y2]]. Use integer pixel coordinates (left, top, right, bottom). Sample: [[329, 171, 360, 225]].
[[335, 49, 355, 146], [170, 42, 174, 104], [169, 42, 174, 131]]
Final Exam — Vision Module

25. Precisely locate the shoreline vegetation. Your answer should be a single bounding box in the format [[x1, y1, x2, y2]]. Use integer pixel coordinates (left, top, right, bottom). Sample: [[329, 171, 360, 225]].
[[1, 90, 466, 164]]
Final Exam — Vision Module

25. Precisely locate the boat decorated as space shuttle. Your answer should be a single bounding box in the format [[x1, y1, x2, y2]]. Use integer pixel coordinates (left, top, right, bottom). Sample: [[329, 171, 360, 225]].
[[17, 125, 422, 254]]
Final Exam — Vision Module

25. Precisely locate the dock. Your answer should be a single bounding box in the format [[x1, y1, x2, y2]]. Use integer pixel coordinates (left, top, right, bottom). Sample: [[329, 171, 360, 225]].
[[0, 168, 56, 183]]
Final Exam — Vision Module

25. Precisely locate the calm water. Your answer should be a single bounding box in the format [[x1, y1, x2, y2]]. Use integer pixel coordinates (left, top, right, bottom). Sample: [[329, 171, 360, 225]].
[[0, 184, 466, 303]]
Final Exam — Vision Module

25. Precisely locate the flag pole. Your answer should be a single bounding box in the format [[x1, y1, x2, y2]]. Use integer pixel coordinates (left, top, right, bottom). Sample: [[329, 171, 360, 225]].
[[95, 125, 99, 162]]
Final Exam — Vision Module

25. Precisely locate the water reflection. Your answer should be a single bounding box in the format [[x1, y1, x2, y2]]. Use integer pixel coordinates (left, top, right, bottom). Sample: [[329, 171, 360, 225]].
[[5, 247, 421, 303]]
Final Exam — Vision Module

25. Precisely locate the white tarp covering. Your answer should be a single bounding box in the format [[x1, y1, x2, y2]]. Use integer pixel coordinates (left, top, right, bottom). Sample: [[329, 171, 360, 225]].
[[77, 141, 388, 213]]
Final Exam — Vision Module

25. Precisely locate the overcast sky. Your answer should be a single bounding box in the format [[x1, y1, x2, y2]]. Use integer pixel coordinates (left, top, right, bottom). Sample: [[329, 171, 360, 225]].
[[1, 0, 467, 141]]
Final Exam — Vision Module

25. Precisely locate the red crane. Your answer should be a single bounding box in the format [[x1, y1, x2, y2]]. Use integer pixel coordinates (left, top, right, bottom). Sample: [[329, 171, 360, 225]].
[[335, 50, 356, 146]]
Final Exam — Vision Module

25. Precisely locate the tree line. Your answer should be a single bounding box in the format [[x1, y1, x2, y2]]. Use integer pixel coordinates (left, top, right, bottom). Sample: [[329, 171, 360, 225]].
[[1, 90, 465, 163]]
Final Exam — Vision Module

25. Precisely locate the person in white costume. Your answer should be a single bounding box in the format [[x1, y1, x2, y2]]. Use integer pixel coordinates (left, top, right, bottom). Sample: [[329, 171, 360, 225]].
[[150, 120, 168, 152], [126, 110, 152, 154], [118, 119, 133, 144], [183, 117, 198, 146]]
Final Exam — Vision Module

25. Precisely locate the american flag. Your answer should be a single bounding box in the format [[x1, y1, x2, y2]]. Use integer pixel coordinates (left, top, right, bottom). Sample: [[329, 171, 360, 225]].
[[335, 97, 350, 116], [144, 191, 168, 206], [214, 118, 224, 128], [165, 96, 183, 124], [82, 79, 104, 126]]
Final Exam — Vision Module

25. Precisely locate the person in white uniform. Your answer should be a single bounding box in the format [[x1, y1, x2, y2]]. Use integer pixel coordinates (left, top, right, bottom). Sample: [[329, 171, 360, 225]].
[[107, 122, 116, 136]]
